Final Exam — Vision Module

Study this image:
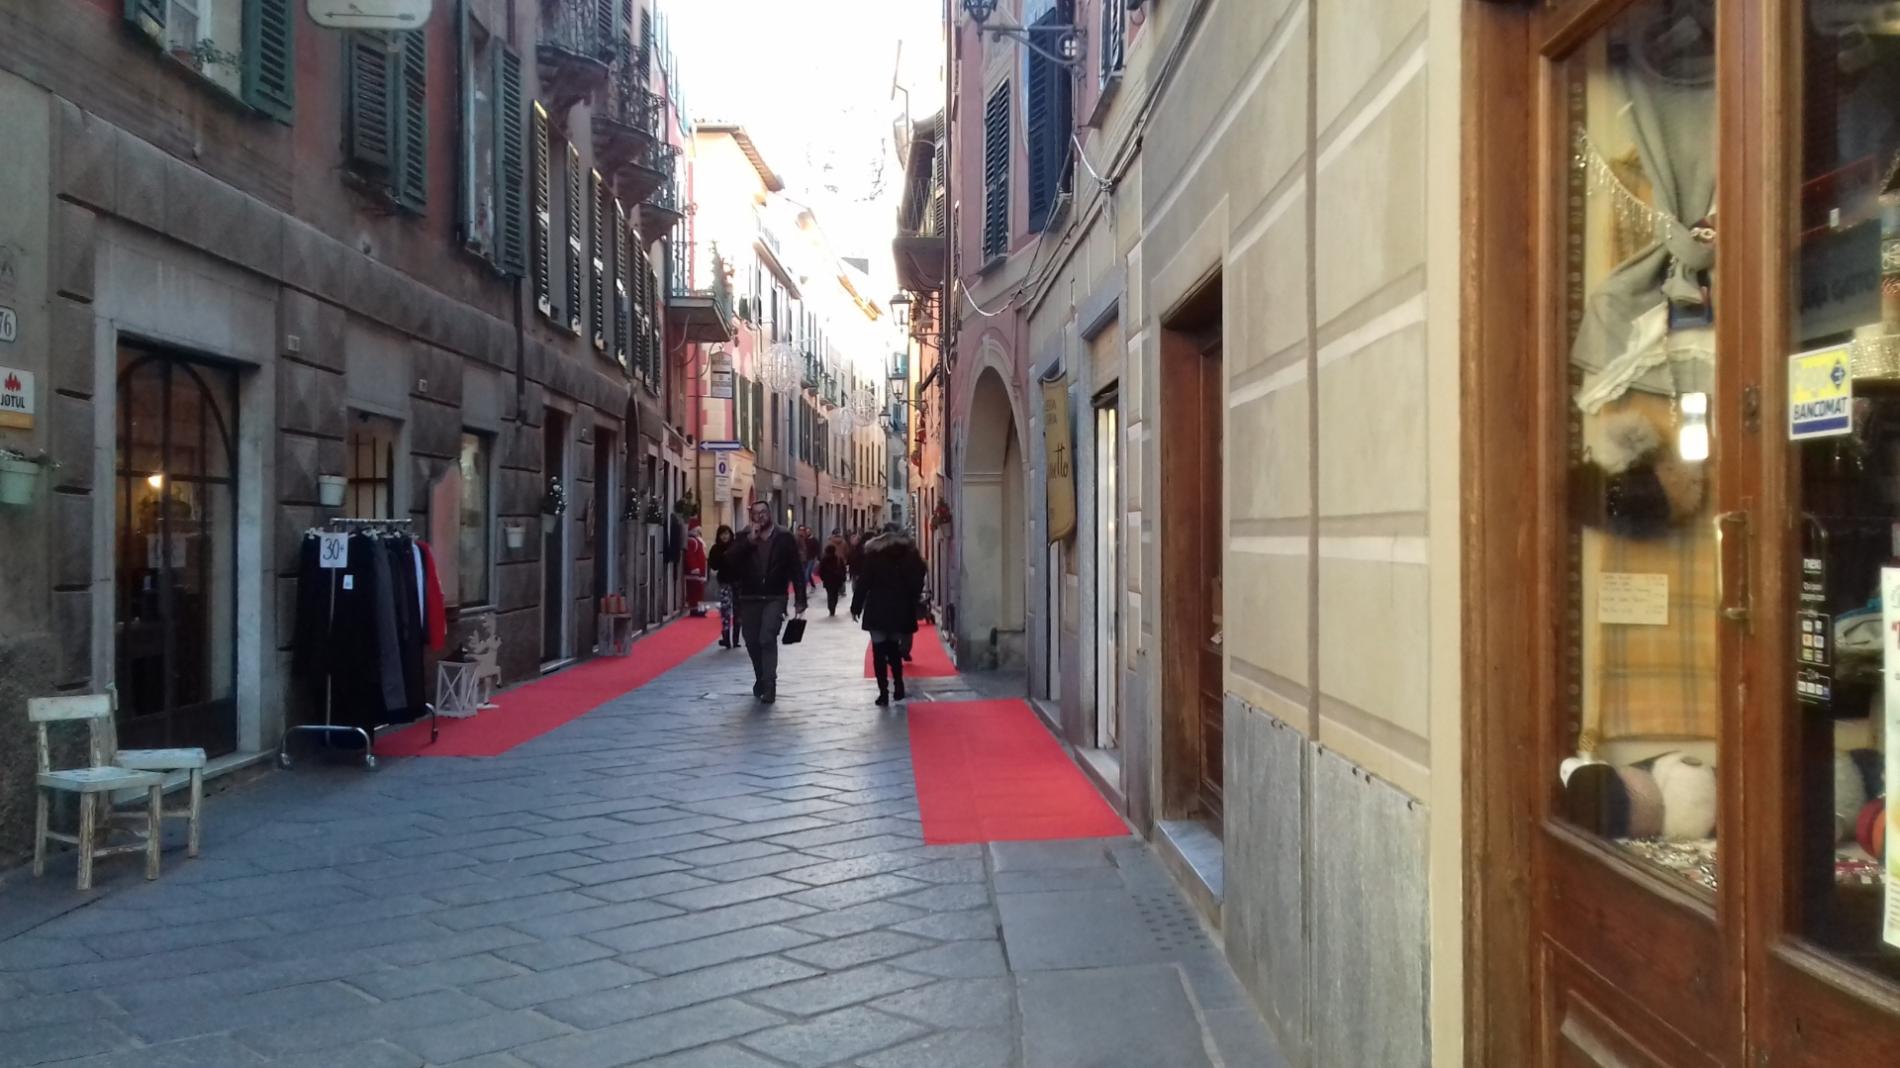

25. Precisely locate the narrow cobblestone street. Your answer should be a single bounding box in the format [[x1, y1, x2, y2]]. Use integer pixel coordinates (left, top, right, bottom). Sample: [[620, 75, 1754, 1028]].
[[0, 616, 1282, 1068]]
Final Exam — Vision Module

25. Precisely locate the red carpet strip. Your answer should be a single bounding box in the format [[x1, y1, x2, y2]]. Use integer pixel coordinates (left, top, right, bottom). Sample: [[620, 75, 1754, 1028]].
[[862, 622, 958, 679], [379, 614, 721, 758], [906, 699, 1130, 845]]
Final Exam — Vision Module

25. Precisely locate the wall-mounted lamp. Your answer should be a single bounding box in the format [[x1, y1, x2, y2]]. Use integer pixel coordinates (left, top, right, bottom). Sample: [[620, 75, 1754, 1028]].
[[961, 0, 1087, 70]]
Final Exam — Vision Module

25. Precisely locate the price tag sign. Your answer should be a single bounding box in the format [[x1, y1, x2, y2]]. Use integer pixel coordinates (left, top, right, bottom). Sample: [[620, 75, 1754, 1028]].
[[318, 532, 349, 569]]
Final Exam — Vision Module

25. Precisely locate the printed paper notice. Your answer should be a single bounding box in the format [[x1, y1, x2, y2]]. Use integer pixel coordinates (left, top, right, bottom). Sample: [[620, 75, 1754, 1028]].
[[1789, 346, 1854, 440], [1598, 572, 1669, 626], [1883, 568, 1900, 949]]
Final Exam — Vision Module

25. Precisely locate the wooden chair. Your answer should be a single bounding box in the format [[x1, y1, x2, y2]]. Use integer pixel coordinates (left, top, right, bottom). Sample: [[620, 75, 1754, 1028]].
[[106, 686, 207, 858], [29, 695, 164, 890]]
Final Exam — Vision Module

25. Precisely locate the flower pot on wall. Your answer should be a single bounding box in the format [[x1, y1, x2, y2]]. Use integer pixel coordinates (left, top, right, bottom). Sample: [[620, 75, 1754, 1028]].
[[317, 475, 347, 508], [0, 455, 41, 506], [504, 523, 527, 551]]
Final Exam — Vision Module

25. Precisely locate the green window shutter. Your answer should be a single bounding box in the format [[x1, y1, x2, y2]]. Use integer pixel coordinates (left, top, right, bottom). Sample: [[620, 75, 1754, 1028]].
[[395, 29, 428, 211], [982, 81, 1010, 261], [590, 170, 607, 351], [595, 0, 617, 60], [494, 48, 527, 276], [123, 0, 165, 44], [346, 32, 394, 171], [615, 200, 631, 371], [242, 0, 296, 123], [565, 143, 584, 334], [532, 103, 553, 315]]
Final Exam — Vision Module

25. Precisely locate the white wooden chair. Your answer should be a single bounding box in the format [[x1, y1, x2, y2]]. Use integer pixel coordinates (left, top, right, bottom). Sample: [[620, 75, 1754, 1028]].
[[29, 695, 164, 890], [106, 687, 207, 858]]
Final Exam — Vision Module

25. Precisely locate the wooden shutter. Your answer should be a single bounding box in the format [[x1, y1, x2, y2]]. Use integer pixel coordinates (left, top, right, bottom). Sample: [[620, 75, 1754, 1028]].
[[494, 49, 527, 277], [1025, 41, 1069, 233], [346, 32, 394, 171], [983, 82, 1010, 261], [930, 139, 947, 237], [395, 29, 429, 211], [590, 170, 608, 351], [532, 103, 553, 315], [595, 0, 617, 59], [565, 143, 584, 334], [242, 0, 296, 122], [123, 0, 165, 44], [639, 10, 653, 81], [615, 200, 631, 372]]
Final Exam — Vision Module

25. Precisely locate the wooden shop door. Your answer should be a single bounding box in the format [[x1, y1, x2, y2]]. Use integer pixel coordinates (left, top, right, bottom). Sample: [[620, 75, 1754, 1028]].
[[1468, 0, 1900, 1064]]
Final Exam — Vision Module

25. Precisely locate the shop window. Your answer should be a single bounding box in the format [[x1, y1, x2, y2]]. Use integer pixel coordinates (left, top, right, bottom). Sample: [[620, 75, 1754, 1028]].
[[1788, 0, 1900, 980], [1557, 3, 1719, 891], [458, 8, 525, 275], [345, 29, 427, 212], [347, 413, 402, 519], [123, 0, 293, 120], [458, 432, 492, 607]]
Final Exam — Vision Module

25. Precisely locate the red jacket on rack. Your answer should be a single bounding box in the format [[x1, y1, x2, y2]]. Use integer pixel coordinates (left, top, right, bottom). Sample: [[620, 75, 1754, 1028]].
[[416, 540, 447, 651]]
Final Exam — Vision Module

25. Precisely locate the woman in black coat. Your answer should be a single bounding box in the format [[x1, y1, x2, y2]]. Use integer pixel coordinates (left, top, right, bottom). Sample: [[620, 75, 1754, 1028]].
[[818, 545, 848, 616], [851, 526, 926, 705], [707, 525, 738, 648]]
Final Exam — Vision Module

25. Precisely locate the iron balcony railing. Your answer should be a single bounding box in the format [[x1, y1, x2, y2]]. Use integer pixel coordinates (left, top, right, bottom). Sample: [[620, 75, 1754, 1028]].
[[666, 243, 734, 324], [600, 67, 662, 140], [541, 0, 618, 67], [643, 172, 682, 216]]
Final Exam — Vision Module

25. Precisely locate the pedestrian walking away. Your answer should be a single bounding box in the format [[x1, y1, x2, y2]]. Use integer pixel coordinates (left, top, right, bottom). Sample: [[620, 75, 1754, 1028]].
[[725, 501, 807, 703], [797, 524, 822, 590], [818, 543, 848, 616], [852, 522, 927, 706], [707, 523, 738, 648]]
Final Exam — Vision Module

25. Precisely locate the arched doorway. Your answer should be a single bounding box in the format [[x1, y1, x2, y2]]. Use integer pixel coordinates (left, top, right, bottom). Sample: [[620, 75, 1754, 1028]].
[[959, 368, 1025, 669]]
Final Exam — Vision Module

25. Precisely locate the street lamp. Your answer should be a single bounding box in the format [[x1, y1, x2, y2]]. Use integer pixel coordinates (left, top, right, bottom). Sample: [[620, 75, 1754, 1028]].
[[960, 0, 1086, 71]]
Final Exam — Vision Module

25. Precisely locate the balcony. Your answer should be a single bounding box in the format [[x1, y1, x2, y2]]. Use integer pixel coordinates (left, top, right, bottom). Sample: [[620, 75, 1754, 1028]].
[[597, 67, 662, 178], [620, 139, 678, 218], [537, 0, 619, 113], [893, 117, 946, 293], [636, 168, 685, 237], [665, 243, 734, 344]]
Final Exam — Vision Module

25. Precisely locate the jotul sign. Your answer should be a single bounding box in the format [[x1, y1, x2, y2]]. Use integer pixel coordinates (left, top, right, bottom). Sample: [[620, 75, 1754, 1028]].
[[0, 368, 32, 430]]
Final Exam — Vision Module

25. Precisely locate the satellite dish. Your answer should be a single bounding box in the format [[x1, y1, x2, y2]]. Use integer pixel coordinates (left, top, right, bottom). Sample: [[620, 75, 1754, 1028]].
[[307, 0, 433, 30]]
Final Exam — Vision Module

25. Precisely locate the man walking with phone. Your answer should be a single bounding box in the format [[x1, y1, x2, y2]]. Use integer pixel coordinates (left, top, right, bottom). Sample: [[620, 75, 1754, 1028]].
[[725, 500, 807, 704]]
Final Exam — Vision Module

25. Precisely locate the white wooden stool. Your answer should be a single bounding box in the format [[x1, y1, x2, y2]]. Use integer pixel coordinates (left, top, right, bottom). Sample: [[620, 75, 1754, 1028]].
[[29, 696, 165, 890]]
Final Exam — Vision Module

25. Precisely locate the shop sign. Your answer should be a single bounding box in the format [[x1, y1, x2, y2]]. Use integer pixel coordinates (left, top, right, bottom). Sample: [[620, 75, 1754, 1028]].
[[1796, 554, 1831, 708], [710, 368, 735, 399], [1798, 220, 1881, 342], [0, 366, 33, 430], [306, 0, 431, 29], [1879, 567, 1900, 948], [1040, 374, 1075, 542], [1788, 345, 1853, 440]]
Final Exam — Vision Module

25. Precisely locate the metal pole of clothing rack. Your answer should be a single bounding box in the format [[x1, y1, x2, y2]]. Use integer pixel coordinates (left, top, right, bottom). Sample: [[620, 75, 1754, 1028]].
[[277, 517, 439, 770]]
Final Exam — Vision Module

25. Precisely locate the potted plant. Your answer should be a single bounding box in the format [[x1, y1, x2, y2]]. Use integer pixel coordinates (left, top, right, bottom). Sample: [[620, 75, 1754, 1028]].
[[642, 492, 664, 527], [674, 490, 700, 522], [317, 474, 347, 507], [0, 449, 49, 507], [540, 476, 567, 533]]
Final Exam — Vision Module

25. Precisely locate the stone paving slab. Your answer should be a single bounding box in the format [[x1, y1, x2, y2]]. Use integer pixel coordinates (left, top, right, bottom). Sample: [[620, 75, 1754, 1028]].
[[0, 614, 1286, 1067]]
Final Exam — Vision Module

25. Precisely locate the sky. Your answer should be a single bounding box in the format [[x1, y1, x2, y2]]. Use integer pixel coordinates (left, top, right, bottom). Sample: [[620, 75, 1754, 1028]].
[[662, 0, 946, 295]]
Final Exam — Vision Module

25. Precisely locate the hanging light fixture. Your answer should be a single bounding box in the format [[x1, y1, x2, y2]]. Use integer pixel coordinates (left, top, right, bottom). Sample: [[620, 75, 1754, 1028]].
[[959, 0, 1086, 71]]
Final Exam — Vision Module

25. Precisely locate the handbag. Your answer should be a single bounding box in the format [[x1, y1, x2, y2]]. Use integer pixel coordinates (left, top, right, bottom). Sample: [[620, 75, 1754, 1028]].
[[781, 617, 807, 645]]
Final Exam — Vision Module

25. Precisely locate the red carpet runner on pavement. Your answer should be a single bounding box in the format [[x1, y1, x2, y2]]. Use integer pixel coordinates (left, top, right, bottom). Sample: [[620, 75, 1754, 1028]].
[[379, 615, 721, 758], [906, 699, 1130, 845], [862, 622, 958, 679]]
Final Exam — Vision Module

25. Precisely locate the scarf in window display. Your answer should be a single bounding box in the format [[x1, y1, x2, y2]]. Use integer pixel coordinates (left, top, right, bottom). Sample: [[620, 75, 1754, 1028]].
[[1569, 4, 1717, 412]]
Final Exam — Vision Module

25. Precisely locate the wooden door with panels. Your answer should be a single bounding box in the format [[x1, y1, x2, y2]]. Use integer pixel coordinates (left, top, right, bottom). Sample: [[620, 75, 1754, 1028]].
[[1466, 0, 1900, 1064]]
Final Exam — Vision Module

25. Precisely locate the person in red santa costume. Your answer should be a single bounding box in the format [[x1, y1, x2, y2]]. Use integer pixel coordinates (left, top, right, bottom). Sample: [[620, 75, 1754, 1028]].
[[683, 520, 709, 617]]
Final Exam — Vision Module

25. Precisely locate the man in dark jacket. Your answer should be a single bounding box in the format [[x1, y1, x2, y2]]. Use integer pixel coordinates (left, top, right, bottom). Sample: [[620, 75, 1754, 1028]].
[[851, 524, 927, 705], [724, 500, 807, 703]]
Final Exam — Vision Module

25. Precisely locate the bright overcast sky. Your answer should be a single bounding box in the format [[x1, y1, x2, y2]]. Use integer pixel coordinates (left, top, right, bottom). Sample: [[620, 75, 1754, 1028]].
[[664, 0, 945, 290]]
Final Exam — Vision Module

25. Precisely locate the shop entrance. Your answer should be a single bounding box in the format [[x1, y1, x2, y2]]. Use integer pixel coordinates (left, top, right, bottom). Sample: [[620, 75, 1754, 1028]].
[[1467, 1, 1900, 1063], [542, 410, 569, 665], [113, 346, 240, 756], [1094, 392, 1120, 750], [1160, 277, 1223, 827]]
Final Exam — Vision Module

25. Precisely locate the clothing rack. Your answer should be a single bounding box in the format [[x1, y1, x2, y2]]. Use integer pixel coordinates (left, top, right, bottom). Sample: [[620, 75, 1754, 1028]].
[[278, 517, 437, 770]]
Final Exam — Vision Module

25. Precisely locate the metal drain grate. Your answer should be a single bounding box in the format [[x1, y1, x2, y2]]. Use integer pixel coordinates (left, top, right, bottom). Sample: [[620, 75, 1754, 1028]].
[[1133, 889, 1212, 953]]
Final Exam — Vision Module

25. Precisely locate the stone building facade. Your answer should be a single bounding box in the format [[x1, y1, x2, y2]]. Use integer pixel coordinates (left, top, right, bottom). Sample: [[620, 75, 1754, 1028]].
[[935, 0, 1465, 1064], [0, 0, 704, 857]]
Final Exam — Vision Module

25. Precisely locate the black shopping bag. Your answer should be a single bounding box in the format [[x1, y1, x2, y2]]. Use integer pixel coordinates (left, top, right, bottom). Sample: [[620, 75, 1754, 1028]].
[[781, 617, 807, 645]]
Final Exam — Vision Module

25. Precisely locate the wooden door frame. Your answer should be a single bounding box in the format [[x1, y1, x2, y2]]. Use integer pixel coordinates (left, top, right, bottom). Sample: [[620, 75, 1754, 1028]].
[[1462, 0, 1762, 1063], [1158, 275, 1223, 821]]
